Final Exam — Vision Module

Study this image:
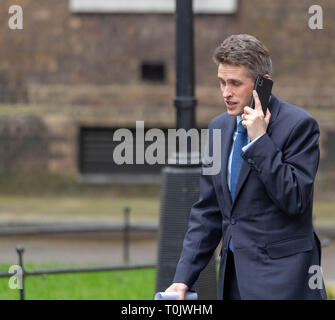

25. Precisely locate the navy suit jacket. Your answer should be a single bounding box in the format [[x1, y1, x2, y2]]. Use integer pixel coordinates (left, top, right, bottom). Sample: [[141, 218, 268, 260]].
[[173, 95, 327, 300]]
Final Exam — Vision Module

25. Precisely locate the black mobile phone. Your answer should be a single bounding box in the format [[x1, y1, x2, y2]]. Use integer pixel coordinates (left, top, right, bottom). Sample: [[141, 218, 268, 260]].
[[250, 75, 273, 115]]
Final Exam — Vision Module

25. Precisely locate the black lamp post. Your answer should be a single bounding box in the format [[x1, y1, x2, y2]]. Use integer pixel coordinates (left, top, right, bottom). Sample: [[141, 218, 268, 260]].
[[174, 0, 196, 132], [155, 0, 217, 299]]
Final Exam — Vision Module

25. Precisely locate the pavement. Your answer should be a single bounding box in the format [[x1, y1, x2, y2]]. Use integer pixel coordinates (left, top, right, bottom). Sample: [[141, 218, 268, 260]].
[[0, 232, 158, 266]]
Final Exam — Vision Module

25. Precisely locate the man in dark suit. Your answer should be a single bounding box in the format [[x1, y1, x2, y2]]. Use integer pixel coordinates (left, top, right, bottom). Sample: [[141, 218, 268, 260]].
[[165, 34, 327, 300]]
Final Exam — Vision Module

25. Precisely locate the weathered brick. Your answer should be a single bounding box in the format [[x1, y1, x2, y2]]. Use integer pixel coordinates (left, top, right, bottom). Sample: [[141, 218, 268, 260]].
[[0, 0, 334, 175]]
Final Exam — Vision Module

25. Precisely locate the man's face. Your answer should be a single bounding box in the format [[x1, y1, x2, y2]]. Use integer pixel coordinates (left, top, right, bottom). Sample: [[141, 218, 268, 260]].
[[217, 63, 254, 116]]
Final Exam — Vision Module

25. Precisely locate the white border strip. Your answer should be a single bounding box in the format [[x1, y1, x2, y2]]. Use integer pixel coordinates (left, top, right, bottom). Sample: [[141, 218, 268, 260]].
[[69, 0, 238, 14]]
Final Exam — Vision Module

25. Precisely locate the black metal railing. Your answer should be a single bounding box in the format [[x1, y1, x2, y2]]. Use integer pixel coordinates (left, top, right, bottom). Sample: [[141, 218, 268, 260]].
[[0, 206, 157, 300], [0, 246, 156, 300]]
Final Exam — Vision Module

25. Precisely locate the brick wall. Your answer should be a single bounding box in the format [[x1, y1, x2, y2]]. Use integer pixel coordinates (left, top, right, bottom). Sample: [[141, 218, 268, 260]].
[[0, 0, 334, 175]]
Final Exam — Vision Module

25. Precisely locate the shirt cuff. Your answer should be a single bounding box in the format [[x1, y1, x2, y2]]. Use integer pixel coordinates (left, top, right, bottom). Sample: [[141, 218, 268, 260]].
[[242, 134, 264, 152]]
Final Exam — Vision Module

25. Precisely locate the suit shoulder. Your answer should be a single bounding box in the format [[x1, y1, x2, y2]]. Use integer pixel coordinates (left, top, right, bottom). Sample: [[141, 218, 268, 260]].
[[208, 112, 230, 129], [277, 98, 318, 127]]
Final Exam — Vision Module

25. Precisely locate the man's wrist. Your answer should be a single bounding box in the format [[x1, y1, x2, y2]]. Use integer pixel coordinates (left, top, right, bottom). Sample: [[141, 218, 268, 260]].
[[250, 132, 266, 142], [242, 134, 265, 152]]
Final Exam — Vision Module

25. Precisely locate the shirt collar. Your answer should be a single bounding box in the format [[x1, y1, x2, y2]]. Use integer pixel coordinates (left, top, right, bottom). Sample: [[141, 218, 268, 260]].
[[236, 115, 242, 125]]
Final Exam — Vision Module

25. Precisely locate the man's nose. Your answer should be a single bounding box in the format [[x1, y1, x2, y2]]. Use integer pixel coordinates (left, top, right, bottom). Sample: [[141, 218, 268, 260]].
[[222, 86, 232, 98]]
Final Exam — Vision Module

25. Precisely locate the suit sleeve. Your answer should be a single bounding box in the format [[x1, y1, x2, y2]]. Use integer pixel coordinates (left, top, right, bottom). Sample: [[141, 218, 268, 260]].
[[242, 116, 320, 217], [173, 127, 223, 288]]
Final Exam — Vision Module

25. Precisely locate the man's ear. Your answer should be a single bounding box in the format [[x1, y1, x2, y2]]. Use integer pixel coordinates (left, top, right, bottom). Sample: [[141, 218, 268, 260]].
[[264, 73, 270, 79]]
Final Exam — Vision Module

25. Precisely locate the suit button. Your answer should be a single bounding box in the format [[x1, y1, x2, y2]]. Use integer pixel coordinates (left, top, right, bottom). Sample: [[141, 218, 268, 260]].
[[231, 218, 236, 225]]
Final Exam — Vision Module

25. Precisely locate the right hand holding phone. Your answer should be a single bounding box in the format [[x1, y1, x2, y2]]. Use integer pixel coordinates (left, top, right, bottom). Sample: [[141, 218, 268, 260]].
[[242, 90, 271, 141]]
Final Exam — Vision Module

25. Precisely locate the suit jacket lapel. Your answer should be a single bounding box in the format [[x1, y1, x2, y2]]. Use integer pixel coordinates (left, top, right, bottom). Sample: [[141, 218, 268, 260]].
[[220, 115, 235, 212], [231, 156, 251, 209], [216, 94, 281, 212], [231, 94, 280, 209], [266, 94, 280, 135]]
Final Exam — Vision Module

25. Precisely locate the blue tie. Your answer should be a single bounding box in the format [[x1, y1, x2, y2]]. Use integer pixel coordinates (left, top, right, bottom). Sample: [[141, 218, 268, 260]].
[[229, 121, 248, 251]]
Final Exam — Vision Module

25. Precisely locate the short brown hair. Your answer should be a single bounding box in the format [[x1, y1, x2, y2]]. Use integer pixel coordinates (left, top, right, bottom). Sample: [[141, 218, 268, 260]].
[[213, 34, 272, 80]]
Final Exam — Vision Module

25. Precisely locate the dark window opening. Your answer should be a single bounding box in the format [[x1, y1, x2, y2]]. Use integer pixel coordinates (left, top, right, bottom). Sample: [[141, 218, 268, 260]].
[[79, 127, 204, 176], [141, 61, 165, 82]]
